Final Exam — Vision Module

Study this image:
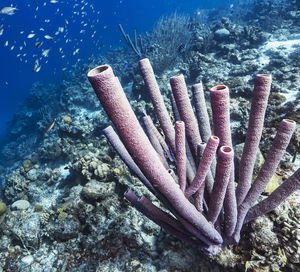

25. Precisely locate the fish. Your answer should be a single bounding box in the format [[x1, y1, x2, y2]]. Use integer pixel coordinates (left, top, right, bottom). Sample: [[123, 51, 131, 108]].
[[42, 49, 50, 57], [50, 0, 58, 3], [27, 33, 36, 39], [73, 48, 79, 55], [44, 35, 54, 40], [0, 25, 3, 36], [0, 6, 18, 16], [178, 40, 190, 54], [178, 43, 189, 53], [35, 41, 42, 48], [32, 59, 40, 72], [45, 121, 55, 132]]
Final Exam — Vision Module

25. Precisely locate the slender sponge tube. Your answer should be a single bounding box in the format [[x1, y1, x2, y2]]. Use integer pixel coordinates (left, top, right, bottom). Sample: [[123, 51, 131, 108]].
[[88, 65, 222, 244]]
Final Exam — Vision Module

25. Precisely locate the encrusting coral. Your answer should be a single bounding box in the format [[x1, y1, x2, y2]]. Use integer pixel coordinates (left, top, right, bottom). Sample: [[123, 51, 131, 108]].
[[87, 58, 300, 255]]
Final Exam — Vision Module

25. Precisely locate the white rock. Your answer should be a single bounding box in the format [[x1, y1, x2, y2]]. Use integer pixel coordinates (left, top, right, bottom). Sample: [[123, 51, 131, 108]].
[[215, 28, 230, 37], [20, 255, 34, 268], [11, 200, 30, 210]]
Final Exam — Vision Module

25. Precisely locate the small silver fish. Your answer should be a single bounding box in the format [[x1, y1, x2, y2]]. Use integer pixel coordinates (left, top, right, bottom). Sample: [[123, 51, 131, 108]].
[[0, 25, 3, 36], [44, 35, 54, 40], [35, 41, 42, 48], [27, 33, 36, 39], [32, 59, 40, 72], [73, 48, 79, 55], [45, 121, 55, 132], [42, 49, 50, 57], [0, 6, 18, 15]]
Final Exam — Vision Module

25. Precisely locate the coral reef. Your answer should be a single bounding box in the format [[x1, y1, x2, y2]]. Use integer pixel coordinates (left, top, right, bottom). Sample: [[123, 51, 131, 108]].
[[0, 1, 299, 271]]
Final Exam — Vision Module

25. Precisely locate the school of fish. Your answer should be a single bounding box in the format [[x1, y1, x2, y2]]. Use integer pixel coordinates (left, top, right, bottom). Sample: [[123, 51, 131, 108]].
[[0, 0, 104, 77]]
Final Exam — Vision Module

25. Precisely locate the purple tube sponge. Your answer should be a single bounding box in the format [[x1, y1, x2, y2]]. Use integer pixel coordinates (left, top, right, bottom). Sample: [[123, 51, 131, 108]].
[[210, 84, 237, 237], [210, 85, 232, 146], [185, 136, 219, 198], [234, 119, 297, 242], [236, 74, 272, 206], [87, 58, 299, 255], [88, 64, 222, 246], [143, 114, 169, 169], [192, 82, 212, 143], [207, 146, 234, 224], [139, 58, 176, 153], [170, 74, 202, 156], [175, 121, 187, 191], [244, 167, 300, 224]]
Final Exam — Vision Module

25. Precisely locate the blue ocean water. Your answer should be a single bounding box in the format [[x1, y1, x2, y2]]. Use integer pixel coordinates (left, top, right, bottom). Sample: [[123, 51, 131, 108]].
[[0, 0, 229, 137]]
